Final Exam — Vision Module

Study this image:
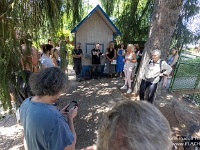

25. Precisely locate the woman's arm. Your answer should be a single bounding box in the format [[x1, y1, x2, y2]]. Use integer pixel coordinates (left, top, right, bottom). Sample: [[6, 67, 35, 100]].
[[105, 49, 110, 60], [170, 54, 178, 66], [138, 51, 143, 56], [136, 50, 140, 56], [131, 53, 137, 63], [122, 50, 126, 56], [117, 48, 122, 56], [52, 58, 57, 66], [113, 49, 117, 59], [117, 49, 120, 56]]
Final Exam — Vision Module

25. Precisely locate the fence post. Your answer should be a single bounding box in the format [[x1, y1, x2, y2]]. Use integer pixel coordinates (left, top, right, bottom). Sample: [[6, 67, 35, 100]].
[[194, 62, 200, 89]]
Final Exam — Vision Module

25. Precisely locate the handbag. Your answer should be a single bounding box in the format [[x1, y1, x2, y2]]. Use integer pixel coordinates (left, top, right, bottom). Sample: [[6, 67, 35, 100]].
[[111, 59, 117, 65]]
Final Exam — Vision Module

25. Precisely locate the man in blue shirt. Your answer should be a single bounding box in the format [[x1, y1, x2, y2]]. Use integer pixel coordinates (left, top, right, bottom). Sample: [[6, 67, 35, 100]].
[[20, 67, 78, 150]]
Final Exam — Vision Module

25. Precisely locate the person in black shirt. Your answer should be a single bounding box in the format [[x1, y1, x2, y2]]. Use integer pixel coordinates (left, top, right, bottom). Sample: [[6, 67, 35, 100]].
[[91, 43, 103, 80], [104, 41, 117, 77], [72, 43, 83, 82]]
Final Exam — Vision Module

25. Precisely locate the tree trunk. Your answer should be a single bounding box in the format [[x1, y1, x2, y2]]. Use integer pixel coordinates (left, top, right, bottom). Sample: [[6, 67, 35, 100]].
[[133, 0, 183, 94], [60, 40, 67, 72]]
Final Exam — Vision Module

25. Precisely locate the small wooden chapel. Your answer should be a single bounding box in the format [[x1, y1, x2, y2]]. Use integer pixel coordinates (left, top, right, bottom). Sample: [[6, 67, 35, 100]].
[[71, 5, 121, 74]]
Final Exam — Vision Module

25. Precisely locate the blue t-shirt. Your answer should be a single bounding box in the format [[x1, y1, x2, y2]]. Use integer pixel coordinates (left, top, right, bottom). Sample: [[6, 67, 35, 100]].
[[20, 97, 74, 150]]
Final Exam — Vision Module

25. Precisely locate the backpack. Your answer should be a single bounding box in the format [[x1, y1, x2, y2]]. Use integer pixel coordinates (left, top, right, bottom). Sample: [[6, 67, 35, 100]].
[[149, 59, 164, 82], [84, 70, 91, 80]]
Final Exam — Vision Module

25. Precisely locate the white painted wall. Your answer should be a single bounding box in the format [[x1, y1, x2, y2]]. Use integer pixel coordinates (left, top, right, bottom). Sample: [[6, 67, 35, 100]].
[[76, 11, 113, 65]]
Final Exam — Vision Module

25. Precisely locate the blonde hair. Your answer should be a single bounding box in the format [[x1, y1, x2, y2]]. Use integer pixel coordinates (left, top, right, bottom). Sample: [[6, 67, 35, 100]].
[[107, 41, 114, 49], [127, 44, 135, 52], [50, 48, 58, 60], [97, 100, 172, 150]]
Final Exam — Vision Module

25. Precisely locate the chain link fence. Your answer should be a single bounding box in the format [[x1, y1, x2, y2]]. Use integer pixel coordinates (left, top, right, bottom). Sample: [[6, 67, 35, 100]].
[[169, 62, 200, 92]]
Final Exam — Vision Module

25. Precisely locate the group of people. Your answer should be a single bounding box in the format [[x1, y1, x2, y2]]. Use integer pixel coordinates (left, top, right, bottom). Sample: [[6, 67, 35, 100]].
[[19, 67, 173, 150], [71, 41, 179, 103], [39, 39, 67, 68], [16, 39, 179, 150], [72, 41, 142, 86], [72, 41, 177, 99]]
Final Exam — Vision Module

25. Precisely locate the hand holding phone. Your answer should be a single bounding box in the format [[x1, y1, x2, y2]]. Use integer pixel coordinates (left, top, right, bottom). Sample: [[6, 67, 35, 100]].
[[65, 101, 78, 112]]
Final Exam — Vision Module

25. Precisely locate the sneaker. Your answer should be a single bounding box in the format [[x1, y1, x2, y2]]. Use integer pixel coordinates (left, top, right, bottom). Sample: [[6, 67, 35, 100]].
[[120, 85, 127, 90], [77, 78, 81, 82], [127, 88, 132, 94]]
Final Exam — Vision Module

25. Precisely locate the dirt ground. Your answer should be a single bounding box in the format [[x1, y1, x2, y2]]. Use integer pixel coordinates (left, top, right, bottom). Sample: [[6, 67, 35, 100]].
[[121, 88, 200, 150], [0, 69, 200, 150], [156, 92, 200, 150]]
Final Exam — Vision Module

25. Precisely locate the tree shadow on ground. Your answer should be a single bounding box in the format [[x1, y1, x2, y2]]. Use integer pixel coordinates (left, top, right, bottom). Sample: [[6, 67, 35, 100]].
[[57, 76, 127, 149]]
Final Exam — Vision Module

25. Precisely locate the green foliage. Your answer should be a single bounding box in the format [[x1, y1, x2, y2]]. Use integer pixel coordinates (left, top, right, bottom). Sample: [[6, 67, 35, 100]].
[[183, 57, 200, 63], [100, 0, 200, 47], [188, 93, 200, 107], [0, 0, 62, 110], [100, 0, 153, 44], [176, 57, 200, 76], [0, 0, 83, 110], [172, 0, 200, 48], [66, 43, 74, 65], [63, 0, 84, 28], [100, 0, 116, 16]]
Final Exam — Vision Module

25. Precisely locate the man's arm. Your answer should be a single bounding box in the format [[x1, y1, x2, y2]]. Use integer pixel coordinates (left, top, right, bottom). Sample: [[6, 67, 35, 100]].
[[92, 49, 97, 56], [72, 49, 83, 58], [72, 54, 81, 58], [72, 49, 81, 58]]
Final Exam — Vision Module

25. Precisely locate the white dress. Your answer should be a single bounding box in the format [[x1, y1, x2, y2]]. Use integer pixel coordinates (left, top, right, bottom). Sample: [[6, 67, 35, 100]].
[[124, 53, 136, 68]]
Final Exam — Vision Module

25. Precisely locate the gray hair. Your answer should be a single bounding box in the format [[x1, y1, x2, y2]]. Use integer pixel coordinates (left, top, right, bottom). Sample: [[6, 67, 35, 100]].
[[151, 49, 161, 56], [29, 67, 68, 96], [97, 100, 172, 150]]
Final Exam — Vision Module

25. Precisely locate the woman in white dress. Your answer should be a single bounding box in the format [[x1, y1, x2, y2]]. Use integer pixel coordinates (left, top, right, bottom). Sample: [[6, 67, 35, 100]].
[[120, 44, 137, 94]]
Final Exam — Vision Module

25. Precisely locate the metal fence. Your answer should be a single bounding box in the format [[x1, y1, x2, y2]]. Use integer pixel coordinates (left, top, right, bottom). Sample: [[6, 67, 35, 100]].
[[169, 62, 200, 93]]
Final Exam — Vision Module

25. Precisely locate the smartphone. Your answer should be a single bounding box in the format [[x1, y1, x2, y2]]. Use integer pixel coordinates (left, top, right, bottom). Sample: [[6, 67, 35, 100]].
[[65, 101, 78, 112]]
